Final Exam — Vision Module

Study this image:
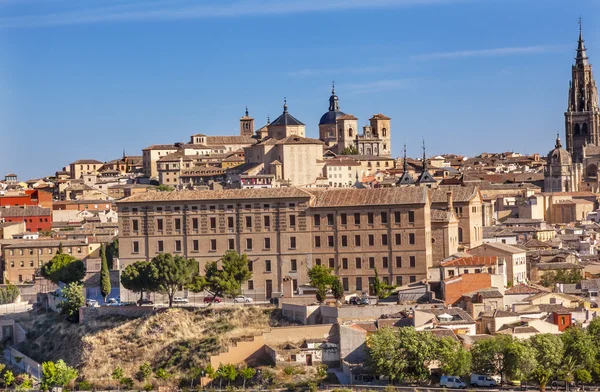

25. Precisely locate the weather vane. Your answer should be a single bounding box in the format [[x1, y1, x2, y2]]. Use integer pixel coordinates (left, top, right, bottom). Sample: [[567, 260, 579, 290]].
[[578, 16, 583, 32]]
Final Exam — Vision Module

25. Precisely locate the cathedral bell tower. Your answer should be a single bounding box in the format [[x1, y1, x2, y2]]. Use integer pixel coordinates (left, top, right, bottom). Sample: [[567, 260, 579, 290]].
[[565, 19, 600, 163], [240, 107, 254, 137]]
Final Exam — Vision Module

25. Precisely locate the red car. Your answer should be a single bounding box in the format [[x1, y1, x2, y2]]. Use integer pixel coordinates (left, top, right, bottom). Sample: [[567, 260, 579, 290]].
[[203, 296, 222, 303]]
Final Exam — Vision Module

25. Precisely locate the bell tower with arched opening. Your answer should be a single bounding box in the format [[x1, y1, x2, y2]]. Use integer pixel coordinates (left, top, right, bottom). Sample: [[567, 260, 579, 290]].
[[565, 19, 600, 163]]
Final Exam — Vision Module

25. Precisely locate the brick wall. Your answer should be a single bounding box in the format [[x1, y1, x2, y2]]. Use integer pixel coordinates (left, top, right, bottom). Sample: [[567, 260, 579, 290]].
[[442, 273, 492, 305]]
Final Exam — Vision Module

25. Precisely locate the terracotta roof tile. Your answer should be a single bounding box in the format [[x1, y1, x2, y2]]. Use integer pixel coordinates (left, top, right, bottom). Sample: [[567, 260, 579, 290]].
[[441, 255, 498, 267]]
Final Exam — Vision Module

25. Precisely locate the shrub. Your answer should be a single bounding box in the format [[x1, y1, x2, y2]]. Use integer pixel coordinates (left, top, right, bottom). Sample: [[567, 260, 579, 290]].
[[77, 380, 92, 390]]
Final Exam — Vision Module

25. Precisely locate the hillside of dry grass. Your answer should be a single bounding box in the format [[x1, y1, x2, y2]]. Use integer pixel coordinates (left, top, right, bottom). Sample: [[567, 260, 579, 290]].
[[16, 306, 291, 386]]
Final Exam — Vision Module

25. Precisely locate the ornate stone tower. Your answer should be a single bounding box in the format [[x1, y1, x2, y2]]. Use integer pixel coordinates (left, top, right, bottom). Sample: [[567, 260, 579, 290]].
[[319, 83, 346, 146], [565, 20, 600, 163], [336, 114, 358, 154], [369, 114, 391, 156], [545, 134, 578, 192], [240, 107, 254, 137]]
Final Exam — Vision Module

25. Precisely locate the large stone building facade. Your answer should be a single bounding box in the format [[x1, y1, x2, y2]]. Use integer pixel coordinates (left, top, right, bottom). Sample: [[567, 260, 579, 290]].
[[117, 186, 483, 299]]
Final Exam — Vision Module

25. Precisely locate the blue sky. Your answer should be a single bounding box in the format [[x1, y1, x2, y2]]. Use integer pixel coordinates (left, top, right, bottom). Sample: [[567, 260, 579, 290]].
[[1, 0, 599, 180]]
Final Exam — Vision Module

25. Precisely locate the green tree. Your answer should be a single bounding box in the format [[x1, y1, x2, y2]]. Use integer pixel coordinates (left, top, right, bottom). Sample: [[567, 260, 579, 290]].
[[137, 362, 153, 382], [121, 261, 160, 304], [371, 267, 396, 299], [367, 327, 437, 383], [189, 251, 251, 303], [341, 146, 358, 155], [100, 244, 111, 302], [155, 368, 171, 382], [331, 277, 344, 302], [216, 364, 237, 388], [471, 335, 534, 383], [57, 282, 84, 322], [15, 374, 33, 391], [575, 369, 592, 385], [112, 366, 124, 390], [151, 253, 198, 307], [106, 239, 119, 270], [239, 366, 256, 389], [586, 317, 600, 356], [3, 371, 14, 388], [156, 184, 175, 192], [558, 356, 578, 386], [41, 253, 85, 284], [435, 336, 472, 377], [530, 368, 553, 392], [0, 284, 20, 305], [529, 333, 564, 372], [561, 326, 597, 369], [307, 264, 335, 303], [41, 359, 79, 390]]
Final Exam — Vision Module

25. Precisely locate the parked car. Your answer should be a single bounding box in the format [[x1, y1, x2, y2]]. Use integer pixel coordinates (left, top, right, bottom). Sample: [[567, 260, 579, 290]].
[[359, 296, 370, 305], [137, 298, 154, 306], [107, 297, 118, 304], [234, 295, 253, 303], [348, 296, 360, 305], [173, 297, 189, 304], [471, 374, 497, 387], [440, 376, 466, 389], [551, 379, 575, 389], [204, 296, 222, 303], [85, 299, 99, 307]]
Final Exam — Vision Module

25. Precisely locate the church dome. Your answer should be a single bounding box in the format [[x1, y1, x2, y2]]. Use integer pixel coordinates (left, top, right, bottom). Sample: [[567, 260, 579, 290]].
[[548, 135, 572, 165], [319, 84, 345, 125]]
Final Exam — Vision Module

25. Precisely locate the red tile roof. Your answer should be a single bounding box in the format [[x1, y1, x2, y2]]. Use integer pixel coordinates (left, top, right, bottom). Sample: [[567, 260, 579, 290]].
[[440, 255, 498, 267]]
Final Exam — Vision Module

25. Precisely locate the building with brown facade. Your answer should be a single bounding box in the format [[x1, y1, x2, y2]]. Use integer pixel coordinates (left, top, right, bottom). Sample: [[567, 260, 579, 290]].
[[117, 187, 438, 298], [117, 186, 481, 299], [1, 239, 100, 285]]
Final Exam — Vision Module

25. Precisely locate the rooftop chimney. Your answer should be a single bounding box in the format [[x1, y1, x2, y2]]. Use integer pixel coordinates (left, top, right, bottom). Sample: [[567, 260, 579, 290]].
[[446, 191, 454, 211]]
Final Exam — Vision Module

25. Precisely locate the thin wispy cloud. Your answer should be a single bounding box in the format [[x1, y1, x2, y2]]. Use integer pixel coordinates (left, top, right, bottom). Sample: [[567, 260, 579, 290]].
[[346, 79, 416, 94], [286, 65, 398, 78], [411, 45, 565, 60], [0, 0, 476, 28]]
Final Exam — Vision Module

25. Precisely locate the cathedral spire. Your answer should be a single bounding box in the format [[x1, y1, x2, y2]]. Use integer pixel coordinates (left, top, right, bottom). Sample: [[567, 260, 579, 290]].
[[555, 133, 562, 149], [328, 81, 340, 112], [421, 139, 429, 171], [576, 17, 589, 66]]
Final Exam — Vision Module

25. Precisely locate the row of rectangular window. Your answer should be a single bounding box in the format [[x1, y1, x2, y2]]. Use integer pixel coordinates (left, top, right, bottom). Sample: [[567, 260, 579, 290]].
[[315, 256, 417, 269], [131, 210, 419, 233], [127, 202, 298, 214], [315, 233, 415, 248], [132, 236, 298, 254], [133, 215, 296, 232], [313, 211, 414, 226], [8, 247, 81, 256], [9, 260, 42, 268]]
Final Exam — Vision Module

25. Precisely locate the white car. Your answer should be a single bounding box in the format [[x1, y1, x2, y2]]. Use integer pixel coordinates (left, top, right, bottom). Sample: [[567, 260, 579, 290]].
[[234, 295, 253, 303], [440, 376, 466, 389], [173, 297, 189, 303]]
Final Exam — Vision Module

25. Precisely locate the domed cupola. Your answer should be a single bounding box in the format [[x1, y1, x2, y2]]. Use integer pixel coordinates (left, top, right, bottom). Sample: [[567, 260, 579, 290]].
[[319, 82, 346, 125], [548, 134, 572, 165]]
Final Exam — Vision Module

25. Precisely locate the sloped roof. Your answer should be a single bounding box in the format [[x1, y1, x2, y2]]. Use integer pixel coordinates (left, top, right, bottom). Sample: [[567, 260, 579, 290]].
[[429, 185, 479, 203], [441, 255, 498, 267]]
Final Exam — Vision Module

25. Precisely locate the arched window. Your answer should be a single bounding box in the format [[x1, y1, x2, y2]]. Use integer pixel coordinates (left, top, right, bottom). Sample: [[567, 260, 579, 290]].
[[382, 128, 387, 137], [582, 123, 589, 135], [575, 124, 581, 136], [348, 128, 353, 137], [587, 164, 598, 177], [458, 227, 463, 243]]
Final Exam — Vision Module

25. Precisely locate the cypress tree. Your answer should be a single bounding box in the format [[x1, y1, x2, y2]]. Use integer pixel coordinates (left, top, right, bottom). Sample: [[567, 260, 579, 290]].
[[100, 244, 111, 302]]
